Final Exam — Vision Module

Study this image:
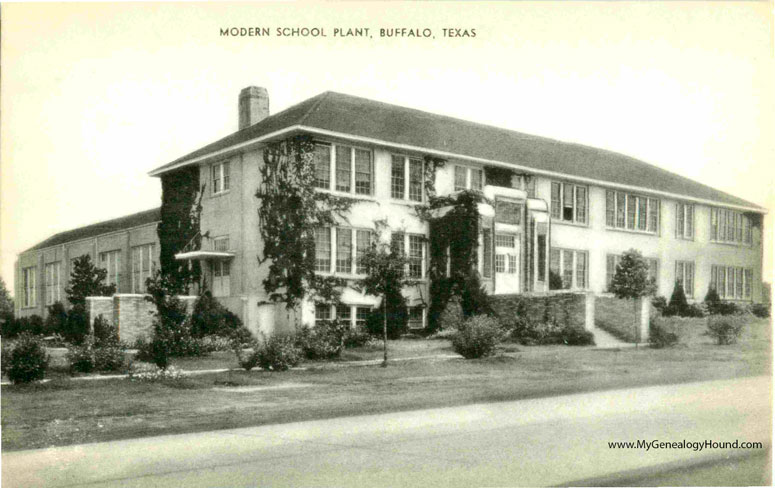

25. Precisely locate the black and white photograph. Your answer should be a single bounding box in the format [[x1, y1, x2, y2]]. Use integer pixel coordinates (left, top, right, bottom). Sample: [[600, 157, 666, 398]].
[[0, 2, 772, 486]]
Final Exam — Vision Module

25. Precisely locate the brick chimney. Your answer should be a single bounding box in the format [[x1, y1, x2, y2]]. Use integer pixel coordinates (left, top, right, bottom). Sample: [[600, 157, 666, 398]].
[[238, 86, 269, 129]]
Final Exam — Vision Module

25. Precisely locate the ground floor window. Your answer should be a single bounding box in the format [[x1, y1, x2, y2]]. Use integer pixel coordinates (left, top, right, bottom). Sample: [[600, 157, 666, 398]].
[[131, 244, 156, 293], [22, 266, 37, 308], [316, 303, 375, 329], [212, 260, 231, 297], [606, 255, 659, 293], [99, 250, 121, 289], [711, 265, 753, 300], [675, 261, 695, 298], [45, 262, 61, 305], [550, 248, 588, 289], [407, 306, 425, 329]]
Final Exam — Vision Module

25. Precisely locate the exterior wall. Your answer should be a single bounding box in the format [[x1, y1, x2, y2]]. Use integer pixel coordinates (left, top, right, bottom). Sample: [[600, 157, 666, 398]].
[[15, 222, 160, 318], [534, 176, 763, 302]]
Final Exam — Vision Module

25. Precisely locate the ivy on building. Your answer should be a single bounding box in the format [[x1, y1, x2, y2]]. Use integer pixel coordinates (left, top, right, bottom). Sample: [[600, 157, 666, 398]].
[[256, 135, 353, 309], [158, 166, 203, 292]]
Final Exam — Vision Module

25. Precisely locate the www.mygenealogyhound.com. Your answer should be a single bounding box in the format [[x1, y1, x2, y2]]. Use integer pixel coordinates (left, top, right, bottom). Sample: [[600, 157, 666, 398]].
[[608, 440, 764, 452]]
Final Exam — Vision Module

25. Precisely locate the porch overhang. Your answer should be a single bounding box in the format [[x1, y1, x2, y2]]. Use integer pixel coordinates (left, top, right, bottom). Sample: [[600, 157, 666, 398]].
[[174, 251, 235, 261]]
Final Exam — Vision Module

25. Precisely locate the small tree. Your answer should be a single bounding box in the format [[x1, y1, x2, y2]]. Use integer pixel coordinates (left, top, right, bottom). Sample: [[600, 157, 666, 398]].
[[356, 235, 409, 367], [665, 280, 689, 316], [609, 249, 656, 344], [63, 255, 116, 343], [0, 277, 14, 327]]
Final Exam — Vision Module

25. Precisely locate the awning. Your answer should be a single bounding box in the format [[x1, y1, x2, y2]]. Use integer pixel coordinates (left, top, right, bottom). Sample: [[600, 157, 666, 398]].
[[175, 251, 235, 261]]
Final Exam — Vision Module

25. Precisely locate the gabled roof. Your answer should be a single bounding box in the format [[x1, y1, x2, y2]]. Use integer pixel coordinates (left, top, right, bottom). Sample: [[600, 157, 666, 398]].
[[150, 91, 764, 211], [25, 208, 161, 253]]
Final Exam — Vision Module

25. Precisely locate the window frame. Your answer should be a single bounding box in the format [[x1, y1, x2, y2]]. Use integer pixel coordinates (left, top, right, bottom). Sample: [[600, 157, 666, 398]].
[[674, 260, 695, 298], [605, 254, 659, 293], [315, 303, 376, 330], [710, 208, 753, 246], [711, 265, 754, 300], [211, 160, 231, 195], [550, 248, 589, 290], [605, 189, 660, 235], [99, 250, 121, 289], [391, 154, 425, 203], [22, 266, 37, 308], [551, 181, 589, 225], [453, 165, 484, 192], [676, 202, 694, 240], [313, 142, 374, 197], [131, 244, 156, 294], [44, 262, 61, 305], [315, 226, 376, 277]]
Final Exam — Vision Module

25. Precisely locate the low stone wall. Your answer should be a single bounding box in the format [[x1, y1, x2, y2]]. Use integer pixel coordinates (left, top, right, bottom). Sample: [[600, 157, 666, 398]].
[[595, 295, 651, 343], [490, 292, 593, 330], [86, 294, 199, 344]]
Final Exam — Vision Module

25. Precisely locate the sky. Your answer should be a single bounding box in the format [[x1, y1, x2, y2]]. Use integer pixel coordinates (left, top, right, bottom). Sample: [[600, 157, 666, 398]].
[[1, 1, 773, 296]]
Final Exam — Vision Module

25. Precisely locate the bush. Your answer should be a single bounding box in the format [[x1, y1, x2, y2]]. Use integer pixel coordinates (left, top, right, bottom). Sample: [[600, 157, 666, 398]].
[[3, 315, 45, 338], [229, 326, 255, 348], [296, 320, 348, 360], [94, 344, 127, 372], [651, 296, 668, 315], [459, 272, 493, 318], [190, 292, 243, 337], [707, 316, 745, 345], [559, 326, 595, 346], [365, 291, 408, 339], [66, 341, 95, 373], [63, 306, 90, 344], [256, 335, 302, 371], [749, 303, 770, 318], [704, 287, 741, 316], [451, 315, 503, 359], [93, 316, 119, 348], [44, 302, 68, 336], [5, 333, 49, 384], [200, 334, 234, 352], [343, 327, 373, 349], [127, 364, 186, 384], [649, 316, 680, 348], [549, 271, 564, 291], [438, 298, 465, 331]]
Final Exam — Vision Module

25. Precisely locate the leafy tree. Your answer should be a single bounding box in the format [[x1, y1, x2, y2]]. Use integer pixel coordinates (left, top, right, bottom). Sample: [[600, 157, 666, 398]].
[[44, 301, 68, 336], [356, 231, 410, 367], [665, 281, 689, 316], [0, 276, 14, 320], [63, 255, 116, 343], [609, 249, 656, 344], [144, 270, 189, 369]]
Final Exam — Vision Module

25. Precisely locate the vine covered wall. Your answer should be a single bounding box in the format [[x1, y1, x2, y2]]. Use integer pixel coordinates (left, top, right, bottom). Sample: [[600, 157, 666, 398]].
[[158, 166, 203, 292]]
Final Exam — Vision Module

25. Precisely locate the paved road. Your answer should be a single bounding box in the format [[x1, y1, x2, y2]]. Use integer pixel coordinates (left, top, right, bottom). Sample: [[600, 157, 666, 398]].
[[2, 376, 771, 487]]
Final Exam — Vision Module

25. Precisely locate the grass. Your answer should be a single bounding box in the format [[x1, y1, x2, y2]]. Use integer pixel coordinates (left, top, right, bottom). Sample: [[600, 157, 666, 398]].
[[595, 296, 640, 342], [2, 318, 770, 452]]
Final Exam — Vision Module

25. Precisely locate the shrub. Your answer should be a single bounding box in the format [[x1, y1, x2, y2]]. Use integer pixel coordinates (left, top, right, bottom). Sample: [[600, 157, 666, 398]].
[[44, 302, 68, 336], [229, 326, 255, 348], [750, 303, 770, 318], [200, 334, 234, 352], [127, 364, 186, 384], [190, 292, 243, 337], [651, 296, 668, 315], [438, 298, 465, 331], [549, 271, 564, 291], [296, 320, 348, 360], [236, 346, 261, 371], [459, 272, 493, 318], [5, 333, 49, 384], [703, 287, 741, 316], [93, 316, 119, 348], [559, 326, 595, 346], [66, 341, 95, 373], [664, 281, 689, 316], [343, 327, 373, 348], [451, 315, 503, 359], [62, 306, 90, 344], [707, 316, 745, 345], [3, 315, 45, 338], [365, 291, 408, 339], [649, 316, 680, 348], [256, 335, 302, 371], [94, 345, 127, 372]]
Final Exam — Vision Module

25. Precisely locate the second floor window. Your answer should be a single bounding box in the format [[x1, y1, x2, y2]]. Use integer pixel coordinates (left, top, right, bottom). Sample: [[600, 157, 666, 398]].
[[551, 182, 587, 224], [23, 266, 37, 308], [391, 155, 424, 202], [313, 143, 373, 195], [676, 203, 694, 239], [605, 190, 659, 234], [212, 161, 230, 194], [45, 262, 61, 305], [710, 208, 752, 245], [100, 250, 121, 289], [454, 165, 483, 192]]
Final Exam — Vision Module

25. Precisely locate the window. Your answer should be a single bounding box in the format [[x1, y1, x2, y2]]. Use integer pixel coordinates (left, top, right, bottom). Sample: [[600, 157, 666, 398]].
[[336, 228, 352, 273], [407, 306, 424, 329], [408, 235, 424, 278], [315, 304, 331, 326], [676, 203, 694, 239], [495, 234, 516, 248], [213, 260, 231, 297], [391, 155, 424, 202], [314, 227, 331, 272], [316, 227, 373, 275], [45, 262, 61, 305], [605, 190, 660, 234], [131, 244, 156, 293], [537, 233, 547, 283], [212, 161, 230, 194], [551, 182, 588, 224], [454, 165, 484, 191], [355, 230, 372, 274], [213, 237, 229, 252], [313, 144, 372, 195], [391, 231, 405, 256], [356, 307, 371, 329], [607, 254, 659, 292], [22, 266, 36, 308], [549, 249, 589, 290], [336, 304, 351, 322], [313, 144, 331, 189], [711, 265, 753, 300], [508, 255, 518, 275], [675, 261, 695, 298], [710, 208, 752, 245], [482, 229, 492, 278], [495, 255, 506, 273], [99, 250, 121, 289]]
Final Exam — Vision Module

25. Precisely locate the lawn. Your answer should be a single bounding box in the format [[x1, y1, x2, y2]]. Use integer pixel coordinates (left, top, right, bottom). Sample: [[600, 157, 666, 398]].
[[1, 318, 770, 452]]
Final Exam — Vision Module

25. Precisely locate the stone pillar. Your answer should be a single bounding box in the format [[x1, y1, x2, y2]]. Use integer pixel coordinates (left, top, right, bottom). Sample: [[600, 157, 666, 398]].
[[114, 294, 154, 344], [637, 297, 651, 343], [584, 292, 595, 331]]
